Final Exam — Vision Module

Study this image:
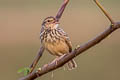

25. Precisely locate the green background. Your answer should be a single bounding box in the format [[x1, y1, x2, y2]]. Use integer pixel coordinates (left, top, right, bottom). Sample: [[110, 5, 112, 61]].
[[0, 0, 120, 80]]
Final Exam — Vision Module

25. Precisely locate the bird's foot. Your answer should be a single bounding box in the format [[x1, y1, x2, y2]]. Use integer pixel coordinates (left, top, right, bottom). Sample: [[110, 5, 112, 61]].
[[51, 57, 59, 66]]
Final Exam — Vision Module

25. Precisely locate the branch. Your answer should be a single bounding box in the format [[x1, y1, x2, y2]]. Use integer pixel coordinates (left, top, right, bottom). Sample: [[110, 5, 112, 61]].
[[29, 46, 45, 73], [94, 0, 115, 24], [55, 0, 69, 21], [19, 0, 120, 80]]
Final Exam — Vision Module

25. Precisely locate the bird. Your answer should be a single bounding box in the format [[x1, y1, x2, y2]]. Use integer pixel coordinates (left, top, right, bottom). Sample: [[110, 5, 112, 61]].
[[40, 16, 77, 70]]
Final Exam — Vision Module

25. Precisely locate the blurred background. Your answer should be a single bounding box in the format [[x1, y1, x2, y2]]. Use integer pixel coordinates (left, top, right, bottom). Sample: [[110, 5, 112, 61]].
[[0, 0, 120, 80]]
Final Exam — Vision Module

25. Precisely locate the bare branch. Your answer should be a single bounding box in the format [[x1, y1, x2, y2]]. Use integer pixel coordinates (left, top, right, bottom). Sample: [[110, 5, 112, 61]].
[[19, 22, 120, 80], [55, 0, 69, 21], [19, 0, 120, 80], [93, 0, 115, 24], [29, 46, 45, 73]]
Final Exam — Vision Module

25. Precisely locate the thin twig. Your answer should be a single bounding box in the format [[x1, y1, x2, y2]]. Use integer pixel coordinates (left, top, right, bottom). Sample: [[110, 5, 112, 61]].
[[56, 0, 69, 21], [29, 46, 45, 73], [94, 0, 115, 24]]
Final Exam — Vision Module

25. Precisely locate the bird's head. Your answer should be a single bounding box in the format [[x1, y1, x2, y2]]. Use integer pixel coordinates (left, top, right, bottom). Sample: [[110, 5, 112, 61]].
[[42, 16, 59, 30]]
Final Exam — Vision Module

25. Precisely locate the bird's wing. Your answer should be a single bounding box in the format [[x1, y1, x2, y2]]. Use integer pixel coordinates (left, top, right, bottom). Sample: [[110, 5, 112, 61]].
[[64, 36, 72, 52], [58, 27, 72, 52]]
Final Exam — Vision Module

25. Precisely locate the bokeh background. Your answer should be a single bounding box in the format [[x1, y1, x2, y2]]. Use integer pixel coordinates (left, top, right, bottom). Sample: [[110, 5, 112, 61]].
[[0, 0, 120, 80]]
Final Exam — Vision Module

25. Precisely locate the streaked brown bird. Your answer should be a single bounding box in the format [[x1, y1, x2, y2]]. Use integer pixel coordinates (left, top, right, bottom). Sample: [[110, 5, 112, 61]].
[[40, 16, 77, 70]]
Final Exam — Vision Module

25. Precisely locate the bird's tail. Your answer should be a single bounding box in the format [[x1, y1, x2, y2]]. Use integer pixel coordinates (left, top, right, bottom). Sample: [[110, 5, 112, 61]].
[[67, 59, 77, 70]]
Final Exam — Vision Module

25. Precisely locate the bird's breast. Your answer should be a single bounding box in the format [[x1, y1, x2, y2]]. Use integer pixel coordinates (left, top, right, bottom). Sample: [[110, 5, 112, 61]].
[[40, 28, 70, 56], [44, 39, 69, 56]]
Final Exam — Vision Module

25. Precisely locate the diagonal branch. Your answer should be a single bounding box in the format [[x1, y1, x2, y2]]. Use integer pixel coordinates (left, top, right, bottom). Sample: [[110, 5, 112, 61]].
[[29, 46, 45, 73], [94, 0, 115, 24], [19, 0, 120, 80], [55, 0, 69, 21]]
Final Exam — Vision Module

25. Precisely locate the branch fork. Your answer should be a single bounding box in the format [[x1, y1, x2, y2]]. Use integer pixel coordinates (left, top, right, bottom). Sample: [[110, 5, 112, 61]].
[[19, 0, 120, 80]]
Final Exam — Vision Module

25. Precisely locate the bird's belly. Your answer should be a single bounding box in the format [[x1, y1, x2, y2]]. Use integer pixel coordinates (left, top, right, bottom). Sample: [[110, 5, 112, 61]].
[[44, 40, 69, 56]]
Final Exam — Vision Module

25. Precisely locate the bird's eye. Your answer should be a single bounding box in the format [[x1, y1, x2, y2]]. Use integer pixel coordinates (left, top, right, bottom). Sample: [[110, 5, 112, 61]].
[[47, 20, 50, 22]]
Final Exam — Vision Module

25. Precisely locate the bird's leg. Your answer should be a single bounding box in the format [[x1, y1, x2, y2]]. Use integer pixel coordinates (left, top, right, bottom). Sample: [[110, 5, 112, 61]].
[[50, 57, 59, 66], [50, 54, 66, 66], [59, 54, 67, 59]]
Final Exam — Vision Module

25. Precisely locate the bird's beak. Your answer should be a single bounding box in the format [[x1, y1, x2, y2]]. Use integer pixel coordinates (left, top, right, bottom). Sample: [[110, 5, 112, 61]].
[[55, 21, 60, 24]]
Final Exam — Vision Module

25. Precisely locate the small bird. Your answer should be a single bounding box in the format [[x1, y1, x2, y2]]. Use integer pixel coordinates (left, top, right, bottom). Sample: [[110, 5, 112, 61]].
[[40, 16, 77, 70]]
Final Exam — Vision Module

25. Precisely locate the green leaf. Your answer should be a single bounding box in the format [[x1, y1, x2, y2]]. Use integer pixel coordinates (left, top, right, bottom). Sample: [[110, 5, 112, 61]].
[[18, 67, 31, 76]]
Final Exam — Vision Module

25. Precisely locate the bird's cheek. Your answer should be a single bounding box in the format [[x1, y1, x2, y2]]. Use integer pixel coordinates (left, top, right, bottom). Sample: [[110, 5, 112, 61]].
[[45, 24, 50, 28], [48, 24, 53, 29]]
